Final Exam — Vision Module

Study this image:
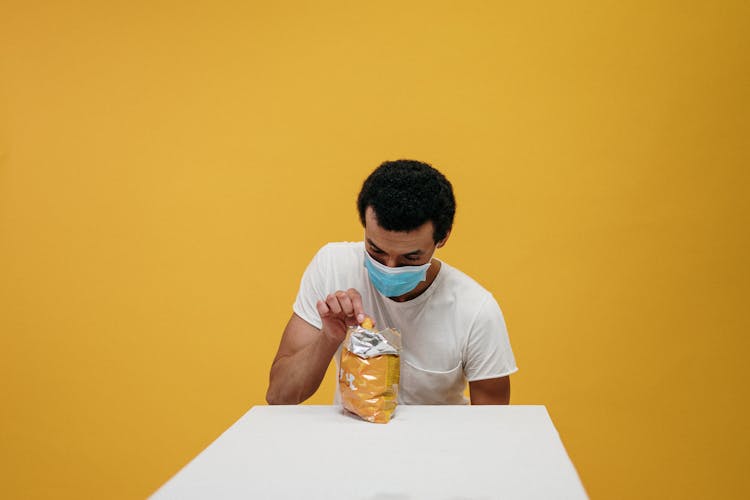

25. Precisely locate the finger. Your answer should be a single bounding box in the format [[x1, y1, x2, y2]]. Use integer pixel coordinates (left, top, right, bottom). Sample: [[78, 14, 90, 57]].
[[347, 288, 366, 323], [325, 293, 342, 315], [337, 291, 355, 318], [316, 299, 330, 317]]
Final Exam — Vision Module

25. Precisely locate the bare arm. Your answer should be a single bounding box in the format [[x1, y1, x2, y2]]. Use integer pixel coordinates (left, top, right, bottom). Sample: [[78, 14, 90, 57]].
[[469, 376, 511, 405], [265, 313, 340, 404], [266, 289, 367, 405]]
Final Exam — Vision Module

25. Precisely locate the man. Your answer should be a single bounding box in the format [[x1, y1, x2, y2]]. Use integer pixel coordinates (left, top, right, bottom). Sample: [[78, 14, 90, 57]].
[[266, 159, 517, 406]]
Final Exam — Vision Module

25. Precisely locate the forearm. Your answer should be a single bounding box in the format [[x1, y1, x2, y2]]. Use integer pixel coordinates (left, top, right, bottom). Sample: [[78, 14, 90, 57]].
[[266, 332, 341, 405], [469, 376, 511, 405]]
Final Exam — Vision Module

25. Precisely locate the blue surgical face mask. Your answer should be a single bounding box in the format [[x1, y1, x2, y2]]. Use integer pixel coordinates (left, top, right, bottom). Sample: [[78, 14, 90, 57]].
[[363, 249, 433, 297]]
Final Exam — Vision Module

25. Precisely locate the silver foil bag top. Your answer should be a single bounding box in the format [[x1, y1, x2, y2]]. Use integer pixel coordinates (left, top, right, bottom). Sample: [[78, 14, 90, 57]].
[[345, 325, 401, 358]]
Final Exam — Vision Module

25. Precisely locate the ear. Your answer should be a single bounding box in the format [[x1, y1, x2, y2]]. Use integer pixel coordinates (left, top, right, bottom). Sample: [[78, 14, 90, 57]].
[[436, 229, 451, 248]]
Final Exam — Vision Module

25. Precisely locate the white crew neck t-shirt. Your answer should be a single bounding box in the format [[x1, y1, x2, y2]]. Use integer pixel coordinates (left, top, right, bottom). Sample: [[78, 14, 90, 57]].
[[293, 242, 518, 405]]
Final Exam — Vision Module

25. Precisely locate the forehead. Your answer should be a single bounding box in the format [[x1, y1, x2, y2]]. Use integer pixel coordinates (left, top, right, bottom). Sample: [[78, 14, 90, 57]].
[[364, 207, 434, 250]]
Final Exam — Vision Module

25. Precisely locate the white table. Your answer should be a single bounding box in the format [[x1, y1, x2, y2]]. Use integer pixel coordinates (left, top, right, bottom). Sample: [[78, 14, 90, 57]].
[[151, 405, 587, 499]]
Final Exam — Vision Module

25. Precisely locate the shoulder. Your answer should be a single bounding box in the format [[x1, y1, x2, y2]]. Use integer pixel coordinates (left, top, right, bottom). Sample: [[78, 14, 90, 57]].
[[306, 242, 365, 279], [312, 241, 364, 264], [433, 261, 505, 327], [317, 241, 363, 254], [296, 241, 366, 303], [437, 261, 494, 303]]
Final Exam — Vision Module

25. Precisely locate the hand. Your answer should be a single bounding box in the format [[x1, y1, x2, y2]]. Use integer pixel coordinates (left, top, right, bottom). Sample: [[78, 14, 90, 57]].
[[316, 288, 372, 344]]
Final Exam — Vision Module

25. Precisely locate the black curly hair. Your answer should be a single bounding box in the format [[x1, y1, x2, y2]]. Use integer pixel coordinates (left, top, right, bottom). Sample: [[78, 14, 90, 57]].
[[357, 159, 456, 243]]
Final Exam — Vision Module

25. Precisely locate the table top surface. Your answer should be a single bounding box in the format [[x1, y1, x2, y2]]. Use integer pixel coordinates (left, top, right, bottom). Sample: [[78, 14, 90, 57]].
[[151, 405, 587, 500]]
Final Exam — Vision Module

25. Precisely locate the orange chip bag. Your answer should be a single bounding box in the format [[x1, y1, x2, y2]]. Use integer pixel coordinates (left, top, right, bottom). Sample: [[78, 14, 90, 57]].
[[339, 320, 401, 424]]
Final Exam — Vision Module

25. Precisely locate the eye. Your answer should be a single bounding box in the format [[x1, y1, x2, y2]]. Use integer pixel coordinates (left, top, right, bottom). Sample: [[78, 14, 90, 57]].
[[404, 255, 421, 262]]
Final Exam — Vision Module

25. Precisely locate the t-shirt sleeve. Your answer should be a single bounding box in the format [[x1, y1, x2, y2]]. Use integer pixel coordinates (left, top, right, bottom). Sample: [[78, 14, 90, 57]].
[[463, 294, 518, 381], [292, 245, 331, 330]]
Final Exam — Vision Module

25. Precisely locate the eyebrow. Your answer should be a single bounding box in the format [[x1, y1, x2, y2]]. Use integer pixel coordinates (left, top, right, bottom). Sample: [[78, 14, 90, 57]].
[[366, 238, 424, 257]]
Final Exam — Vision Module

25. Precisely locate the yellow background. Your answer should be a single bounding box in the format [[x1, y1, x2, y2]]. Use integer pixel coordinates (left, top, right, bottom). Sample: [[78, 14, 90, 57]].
[[1, 1, 748, 498]]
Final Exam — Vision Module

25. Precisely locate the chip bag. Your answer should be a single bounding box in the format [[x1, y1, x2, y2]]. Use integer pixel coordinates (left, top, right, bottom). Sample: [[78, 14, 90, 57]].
[[339, 318, 401, 423]]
